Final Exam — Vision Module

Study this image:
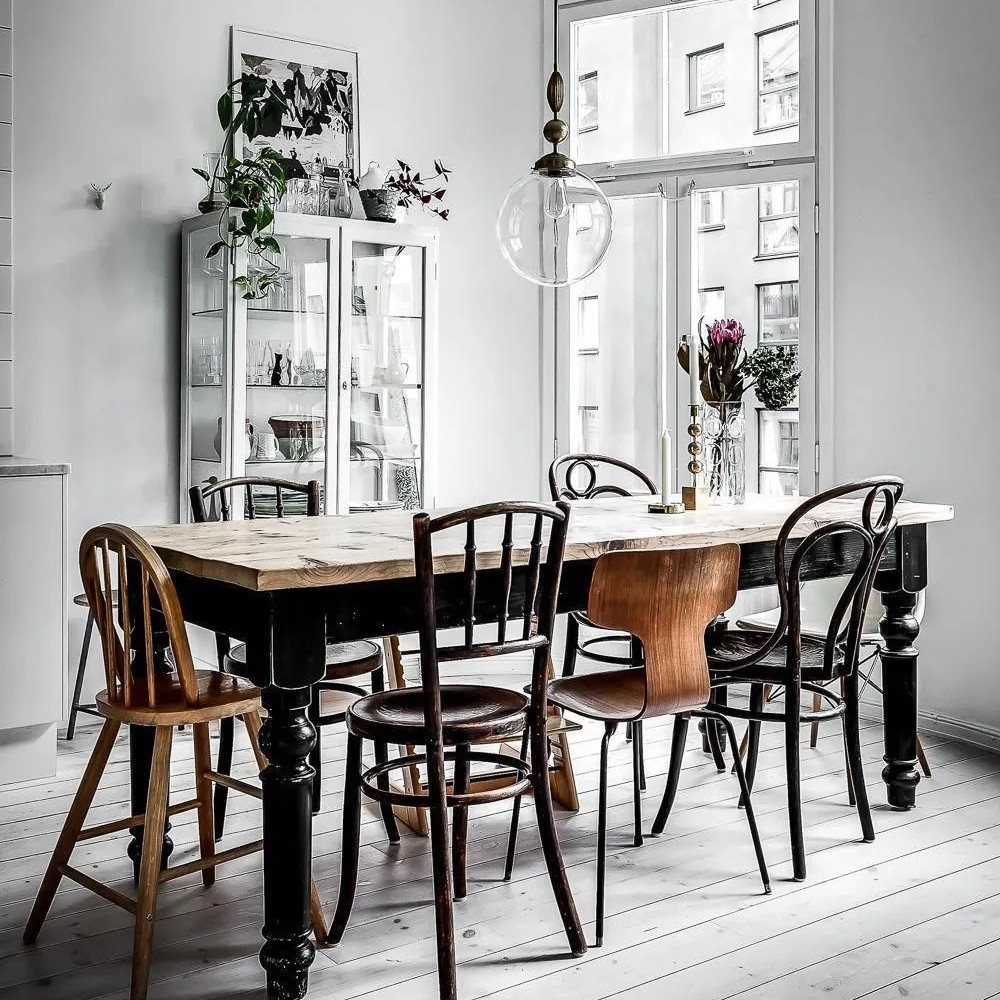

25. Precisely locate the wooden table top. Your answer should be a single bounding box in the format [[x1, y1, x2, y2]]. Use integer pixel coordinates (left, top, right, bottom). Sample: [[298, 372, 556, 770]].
[[134, 494, 954, 593]]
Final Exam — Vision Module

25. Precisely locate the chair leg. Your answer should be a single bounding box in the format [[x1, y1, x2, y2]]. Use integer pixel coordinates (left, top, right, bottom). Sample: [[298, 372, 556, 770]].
[[530, 710, 587, 958], [131, 725, 173, 1000], [370, 664, 400, 844], [24, 718, 121, 943], [562, 613, 580, 678], [705, 701, 727, 773], [631, 723, 643, 848], [738, 683, 766, 809], [635, 718, 646, 791], [916, 735, 932, 778], [327, 731, 364, 947], [503, 727, 531, 881], [192, 722, 216, 888], [308, 695, 323, 816], [425, 736, 458, 1000], [809, 691, 822, 748], [452, 743, 471, 901], [213, 716, 235, 841], [65, 611, 95, 741], [843, 673, 875, 843], [595, 722, 616, 947], [714, 713, 770, 895], [785, 679, 807, 881], [651, 713, 689, 837]]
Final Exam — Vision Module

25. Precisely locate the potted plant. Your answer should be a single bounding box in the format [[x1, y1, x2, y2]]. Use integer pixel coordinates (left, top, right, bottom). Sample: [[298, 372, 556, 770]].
[[359, 159, 452, 223], [192, 74, 290, 299], [746, 345, 801, 410]]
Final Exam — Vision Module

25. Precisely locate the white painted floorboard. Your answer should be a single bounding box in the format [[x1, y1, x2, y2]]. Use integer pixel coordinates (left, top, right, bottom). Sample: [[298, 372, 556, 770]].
[[1, 709, 999, 1000]]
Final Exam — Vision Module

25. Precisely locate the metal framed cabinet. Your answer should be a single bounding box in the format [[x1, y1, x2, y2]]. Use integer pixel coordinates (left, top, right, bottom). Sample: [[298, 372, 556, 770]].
[[180, 213, 439, 518]]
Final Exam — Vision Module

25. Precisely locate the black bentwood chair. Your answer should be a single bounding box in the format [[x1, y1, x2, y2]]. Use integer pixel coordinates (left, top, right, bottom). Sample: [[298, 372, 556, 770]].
[[189, 476, 398, 842], [325, 501, 587, 1000], [653, 478, 905, 882], [548, 453, 658, 835]]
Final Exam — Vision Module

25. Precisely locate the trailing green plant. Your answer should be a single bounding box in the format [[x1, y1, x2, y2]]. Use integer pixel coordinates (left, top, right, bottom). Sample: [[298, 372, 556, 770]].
[[746, 345, 801, 409], [192, 74, 289, 299]]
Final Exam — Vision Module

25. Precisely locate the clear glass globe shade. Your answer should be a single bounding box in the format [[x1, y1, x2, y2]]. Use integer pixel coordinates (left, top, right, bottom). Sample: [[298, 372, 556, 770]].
[[497, 169, 614, 287]]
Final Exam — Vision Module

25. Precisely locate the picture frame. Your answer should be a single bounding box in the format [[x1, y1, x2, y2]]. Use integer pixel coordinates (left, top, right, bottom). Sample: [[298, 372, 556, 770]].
[[230, 27, 361, 178]]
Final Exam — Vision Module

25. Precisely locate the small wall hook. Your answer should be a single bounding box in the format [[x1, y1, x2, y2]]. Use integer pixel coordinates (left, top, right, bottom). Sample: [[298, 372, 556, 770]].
[[90, 182, 112, 210]]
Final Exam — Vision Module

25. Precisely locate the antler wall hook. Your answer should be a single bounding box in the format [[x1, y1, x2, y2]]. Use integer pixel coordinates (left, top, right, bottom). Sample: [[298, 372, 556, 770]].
[[90, 182, 112, 210]]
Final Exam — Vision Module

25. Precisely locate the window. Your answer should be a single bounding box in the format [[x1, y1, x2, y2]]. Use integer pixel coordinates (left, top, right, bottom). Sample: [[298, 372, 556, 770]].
[[758, 23, 800, 131], [699, 287, 726, 325], [759, 410, 800, 495], [577, 295, 600, 352], [758, 180, 799, 257], [758, 281, 799, 344], [688, 45, 725, 113], [577, 71, 599, 134], [697, 190, 725, 231]]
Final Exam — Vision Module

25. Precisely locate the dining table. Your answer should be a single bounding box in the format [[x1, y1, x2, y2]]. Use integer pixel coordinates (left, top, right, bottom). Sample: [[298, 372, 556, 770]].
[[130, 492, 953, 999]]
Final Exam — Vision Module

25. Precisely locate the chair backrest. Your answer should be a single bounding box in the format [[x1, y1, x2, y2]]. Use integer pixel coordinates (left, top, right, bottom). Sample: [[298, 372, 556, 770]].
[[586, 545, 740, 718], [549, 454, 656, 501], [412, 501, 571, 739], [189, 476, 321, 522], [79, 524, 198, 710], [716, 477, 905, 680]]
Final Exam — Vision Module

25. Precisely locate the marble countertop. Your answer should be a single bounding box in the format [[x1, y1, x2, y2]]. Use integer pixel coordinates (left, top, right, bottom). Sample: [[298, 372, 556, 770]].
[[0, 456, 71, 477]]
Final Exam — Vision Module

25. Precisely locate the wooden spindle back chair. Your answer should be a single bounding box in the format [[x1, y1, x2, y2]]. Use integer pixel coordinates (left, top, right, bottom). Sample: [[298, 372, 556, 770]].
[[326, 500, 587, 1000], [24, 524, 325, 1000]]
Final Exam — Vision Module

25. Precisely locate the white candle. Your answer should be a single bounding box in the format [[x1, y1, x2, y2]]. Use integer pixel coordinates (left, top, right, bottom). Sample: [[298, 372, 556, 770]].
[[688, 334, 700, 408], [660, 429, 672, 501]]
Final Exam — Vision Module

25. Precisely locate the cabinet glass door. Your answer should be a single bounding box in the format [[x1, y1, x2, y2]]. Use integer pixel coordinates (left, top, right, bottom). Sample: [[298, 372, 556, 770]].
[[243, 236, 331, 514], [187, 226, 228, 498], [348, 242, 426, 511]]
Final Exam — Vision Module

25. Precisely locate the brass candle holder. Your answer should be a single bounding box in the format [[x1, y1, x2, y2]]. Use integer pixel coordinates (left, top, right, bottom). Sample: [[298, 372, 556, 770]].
[[682, 404, 710, 511]]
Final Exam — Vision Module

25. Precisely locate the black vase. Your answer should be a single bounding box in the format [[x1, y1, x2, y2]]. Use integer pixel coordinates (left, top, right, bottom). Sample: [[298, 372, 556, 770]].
[[271, 354, 284, 386]]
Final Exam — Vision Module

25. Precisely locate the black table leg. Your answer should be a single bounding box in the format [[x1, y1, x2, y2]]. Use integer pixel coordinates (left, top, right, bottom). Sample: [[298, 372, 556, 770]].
[[876, 523, 927, 811], [878, 587, 921, 809], [127, 725, 172, 881], [258, 686, 316, 999]]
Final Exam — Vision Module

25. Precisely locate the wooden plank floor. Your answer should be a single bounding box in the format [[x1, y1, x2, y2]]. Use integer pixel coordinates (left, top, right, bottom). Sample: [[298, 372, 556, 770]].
[[2, 707, 1000, 1000]]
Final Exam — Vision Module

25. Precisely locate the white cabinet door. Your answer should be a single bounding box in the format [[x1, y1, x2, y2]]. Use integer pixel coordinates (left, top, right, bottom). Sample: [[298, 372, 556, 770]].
[[0, 475, 66, 729]]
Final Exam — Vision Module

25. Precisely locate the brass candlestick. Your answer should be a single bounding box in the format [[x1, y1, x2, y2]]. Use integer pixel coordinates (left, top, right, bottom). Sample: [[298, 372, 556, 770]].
[[682, 404, 710, 511]]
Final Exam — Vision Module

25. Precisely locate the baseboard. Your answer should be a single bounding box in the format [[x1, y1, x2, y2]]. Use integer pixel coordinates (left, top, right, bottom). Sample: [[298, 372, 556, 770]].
[[859, 692, 1000, 755]]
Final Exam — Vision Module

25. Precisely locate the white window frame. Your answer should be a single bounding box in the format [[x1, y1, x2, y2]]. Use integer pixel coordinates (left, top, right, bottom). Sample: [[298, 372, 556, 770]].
[[697, 189, 726, 231], [756, 20, 801, 134], [577, 70, 600, 134], [542, 0, 826, 495]]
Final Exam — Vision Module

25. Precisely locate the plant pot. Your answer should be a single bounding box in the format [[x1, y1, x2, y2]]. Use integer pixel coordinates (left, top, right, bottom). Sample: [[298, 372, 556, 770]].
[[360, 188, 400, 223], [703, 401, 746, 506]]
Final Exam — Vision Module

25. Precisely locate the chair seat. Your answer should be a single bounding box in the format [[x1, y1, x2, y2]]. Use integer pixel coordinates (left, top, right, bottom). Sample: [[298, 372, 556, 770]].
[[736, 606, 882, 645], [74, 590, 117, 609], [546, 669, 647, 722], [96, 669, 261, 726], [227, 638, 381, 681], [708, 629, 843, 683], [346, 684, 528, 745]]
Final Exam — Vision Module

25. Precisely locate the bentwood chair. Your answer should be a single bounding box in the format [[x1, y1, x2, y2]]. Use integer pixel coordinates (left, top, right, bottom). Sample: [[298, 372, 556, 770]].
[[189, 476, 398, 841], [517, 545, 769, 947], [735, 580, 931, 777], [661, 478, 905, 883], [325, 501, 587, 1000], [23, 524, 326, 1000], [548, 454, 658, 824]]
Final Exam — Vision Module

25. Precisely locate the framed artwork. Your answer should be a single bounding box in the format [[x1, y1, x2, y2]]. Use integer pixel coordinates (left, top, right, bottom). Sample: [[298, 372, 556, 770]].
[[230, 27, 360, 177]]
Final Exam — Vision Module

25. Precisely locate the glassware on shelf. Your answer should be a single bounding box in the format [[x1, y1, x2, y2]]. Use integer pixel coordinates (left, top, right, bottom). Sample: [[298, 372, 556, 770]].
[[328, 168, 354, 219]]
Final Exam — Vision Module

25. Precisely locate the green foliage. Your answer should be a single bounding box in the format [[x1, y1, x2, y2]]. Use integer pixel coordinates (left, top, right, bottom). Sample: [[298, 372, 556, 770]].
[[193, 74, 289, 299], [746, 345, 801, 410]]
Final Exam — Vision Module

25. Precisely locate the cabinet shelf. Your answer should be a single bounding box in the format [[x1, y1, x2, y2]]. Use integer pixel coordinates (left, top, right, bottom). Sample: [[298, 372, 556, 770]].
[[351, 313, 423, 320], [354, 383, 422, 391], [192, 308, 326, 321]]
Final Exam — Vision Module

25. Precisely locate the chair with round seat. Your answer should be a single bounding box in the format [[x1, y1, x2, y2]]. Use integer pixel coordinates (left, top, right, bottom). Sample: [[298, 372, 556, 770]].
[[325, 501, 587, 1000], [512, 544, 770, 948], [65, 589, 119, 739], [734, 579, 931, 777], [23, 524, 326, 1000], [189, 476, 398, 841]]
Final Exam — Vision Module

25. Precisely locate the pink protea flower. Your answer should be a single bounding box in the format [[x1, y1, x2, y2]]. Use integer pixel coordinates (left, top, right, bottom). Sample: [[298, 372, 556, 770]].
[[708, 318, 745, 347]]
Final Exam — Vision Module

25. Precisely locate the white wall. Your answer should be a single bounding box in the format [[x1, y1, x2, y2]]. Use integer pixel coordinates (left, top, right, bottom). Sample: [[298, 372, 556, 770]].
[[831, 0, 1000, 735], [13, 0, 544, 694]]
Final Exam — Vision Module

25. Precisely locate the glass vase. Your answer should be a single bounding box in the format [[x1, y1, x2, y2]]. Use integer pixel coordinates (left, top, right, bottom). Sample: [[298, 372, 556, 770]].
[[704, 400, 746, 505]]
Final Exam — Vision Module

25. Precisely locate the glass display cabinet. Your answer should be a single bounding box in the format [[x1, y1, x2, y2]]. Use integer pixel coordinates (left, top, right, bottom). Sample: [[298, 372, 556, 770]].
[[180, 213, 438, 519]]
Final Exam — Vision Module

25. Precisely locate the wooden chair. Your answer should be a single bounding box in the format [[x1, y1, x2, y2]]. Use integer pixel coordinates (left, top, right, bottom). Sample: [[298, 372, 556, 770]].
[[22, 524, 326, 1000], [189, 476, 398, 841], [517, 545, 769, 947], [65, 589, 118, 739], [548, 453, 658, 834], [665, 478, 905, 883], [325, 501, 587, 1000]]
